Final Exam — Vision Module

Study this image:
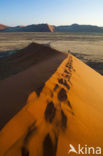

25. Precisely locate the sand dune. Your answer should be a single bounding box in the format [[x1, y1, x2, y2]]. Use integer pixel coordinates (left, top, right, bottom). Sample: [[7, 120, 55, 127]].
[[0, 43, 66, 129], [0, 24, 55, 32], [0, 49, 103, 156], [0, 42, 66, 80], [0, 24, 9, 31]]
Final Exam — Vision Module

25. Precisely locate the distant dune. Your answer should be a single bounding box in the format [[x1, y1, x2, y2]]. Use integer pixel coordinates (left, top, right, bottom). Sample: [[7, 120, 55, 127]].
[[0, 24, 55, 32], [1, 23, 103, 32], [0, 43, 103, 156], [47, 24, 55, 32], [0, 24, 9, 30]]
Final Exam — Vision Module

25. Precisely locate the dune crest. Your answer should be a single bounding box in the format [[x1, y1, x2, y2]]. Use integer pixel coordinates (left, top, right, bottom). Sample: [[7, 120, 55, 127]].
[[0, 54, 103, 156]]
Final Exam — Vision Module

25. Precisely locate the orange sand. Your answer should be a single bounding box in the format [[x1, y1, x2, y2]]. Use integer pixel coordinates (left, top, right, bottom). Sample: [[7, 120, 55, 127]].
[[0, 54, 103, 156]]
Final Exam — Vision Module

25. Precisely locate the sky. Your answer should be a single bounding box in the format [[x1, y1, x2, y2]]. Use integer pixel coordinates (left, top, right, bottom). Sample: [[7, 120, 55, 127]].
[[0, 0, 103, 26]]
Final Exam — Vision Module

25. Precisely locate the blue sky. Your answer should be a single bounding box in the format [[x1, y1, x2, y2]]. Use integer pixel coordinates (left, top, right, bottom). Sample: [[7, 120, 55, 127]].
[[0, 0, 103, 26]]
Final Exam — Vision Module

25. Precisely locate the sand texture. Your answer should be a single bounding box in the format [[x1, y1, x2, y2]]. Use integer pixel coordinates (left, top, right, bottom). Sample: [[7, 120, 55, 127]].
[[0, 50, 103, 155]]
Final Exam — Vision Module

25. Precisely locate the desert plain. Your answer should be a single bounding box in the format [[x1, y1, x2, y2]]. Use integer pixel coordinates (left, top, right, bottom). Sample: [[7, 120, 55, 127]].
[[0, 32, 103, 75]]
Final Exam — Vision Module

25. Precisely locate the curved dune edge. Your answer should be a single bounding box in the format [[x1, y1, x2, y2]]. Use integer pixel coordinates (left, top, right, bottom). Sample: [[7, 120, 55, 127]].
[[0, 42, 66, 129], [0, 54, 103, 156]]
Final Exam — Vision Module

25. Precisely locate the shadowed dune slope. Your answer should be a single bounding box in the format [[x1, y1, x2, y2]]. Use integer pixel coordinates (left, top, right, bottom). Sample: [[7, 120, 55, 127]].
[[0, 54, 103, 156], [0, 43, 67, 129], [0, 42, 66, 80]]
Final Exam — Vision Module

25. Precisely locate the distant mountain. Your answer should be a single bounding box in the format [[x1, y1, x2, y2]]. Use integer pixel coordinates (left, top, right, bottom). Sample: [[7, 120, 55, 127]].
[[0, 24, 9, 30], [0, 24, 55, 32], [0, 23, 103, 33], [55, 24, 103, 32]]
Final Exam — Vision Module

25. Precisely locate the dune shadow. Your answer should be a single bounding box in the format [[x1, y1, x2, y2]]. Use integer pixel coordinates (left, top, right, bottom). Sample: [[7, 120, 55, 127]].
[[0, 42, 67, 129]]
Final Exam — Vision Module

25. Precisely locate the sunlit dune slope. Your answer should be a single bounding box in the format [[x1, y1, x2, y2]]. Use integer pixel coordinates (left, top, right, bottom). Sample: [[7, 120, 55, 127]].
[[0, 54, 103, 156]]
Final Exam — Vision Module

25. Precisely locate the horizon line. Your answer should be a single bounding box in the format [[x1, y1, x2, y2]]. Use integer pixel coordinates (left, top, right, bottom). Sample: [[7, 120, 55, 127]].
[[1, 22, 103, 27]]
